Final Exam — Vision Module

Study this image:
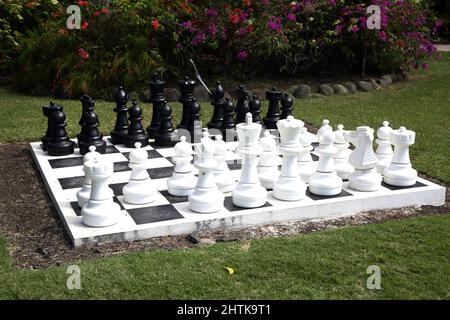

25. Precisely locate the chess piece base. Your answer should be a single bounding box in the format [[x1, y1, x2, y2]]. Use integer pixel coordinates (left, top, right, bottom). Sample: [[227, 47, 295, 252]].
[[232, 183, 267, 208], [335, 158, 355, 180], [110, 130, 127, 145], [298, 161, 317, 183], [383, 163, 417, 187], [123, 178, 156, 205], [349, 168, 382, 192], [82, 199, 120, 227], [124, 133, 149, 148], [273, 176, 306, 201], [47, 140, 75, 156], [79, 140, 106, 155], [376, 153, 393, 174], [155, 133, 178, 147], [258, 166, 280, 190], [309, 172, 343, 196], [167, 172, 196, 196], [189, 187, 224, 213], [214, 171, 235, 193]]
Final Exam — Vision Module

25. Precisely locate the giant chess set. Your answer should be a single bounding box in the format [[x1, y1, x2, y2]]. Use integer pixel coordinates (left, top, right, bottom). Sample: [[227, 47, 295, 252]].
[[30, 73, 446, 246]]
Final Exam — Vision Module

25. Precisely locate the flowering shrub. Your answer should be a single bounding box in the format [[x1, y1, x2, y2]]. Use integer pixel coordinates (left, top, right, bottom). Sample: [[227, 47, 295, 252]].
[[7, 0, 441, 96]]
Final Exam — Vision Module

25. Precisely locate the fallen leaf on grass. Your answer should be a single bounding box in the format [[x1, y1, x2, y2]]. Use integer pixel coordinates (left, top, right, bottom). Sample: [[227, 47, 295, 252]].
[[225, 267, 234, 274]]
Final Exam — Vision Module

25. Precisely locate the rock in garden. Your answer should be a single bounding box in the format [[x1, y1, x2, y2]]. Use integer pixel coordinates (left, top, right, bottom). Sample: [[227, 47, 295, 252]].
[[186, 232, 201, 244], [343, 82, 358, 93], [164, 87, 180, 102], [293, 84, 311, 98], [370, 79, 382, 90], [388, 74, 399, 82], [380, 75, 393, 85], [216, 234, 239, 242], [319, 84, 334, 96], [139, 89, 151, 102], [356, 81, 374, 92], [193, 85, 211, 102], [331, 84, 348, 95], [311, 93, 325, 99]]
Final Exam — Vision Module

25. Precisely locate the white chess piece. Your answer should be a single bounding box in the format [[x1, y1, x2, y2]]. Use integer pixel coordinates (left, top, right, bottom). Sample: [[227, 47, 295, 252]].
[[77, 145, 101, 208], [383, 126, 417, 187], [81, 157, 120, 227], [122, 142, 157, 204], [347, 126, 382, 192], [167, 136, 196, 196], [257, 130, 281, 189], [375, 121, 393, 174], [317, 119, 332, 139], [232, 113, 267, 208], [334, 124, 354, 180], [297, 127, 317, 183], [273, 116, 306, 201], [189, 132, 224, 213], [214, 135, 235, 192], [309, 130, 343, 196]]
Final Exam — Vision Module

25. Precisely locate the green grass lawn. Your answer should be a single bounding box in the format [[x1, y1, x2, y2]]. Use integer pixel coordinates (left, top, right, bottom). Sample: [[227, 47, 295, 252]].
[[0, 54, 449, 299], [0, 215, 449, 299]]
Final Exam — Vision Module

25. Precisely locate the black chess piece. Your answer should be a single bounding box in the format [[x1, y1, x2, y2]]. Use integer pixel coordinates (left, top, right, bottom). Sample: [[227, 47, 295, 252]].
[[78, 98, 106, 155], [221, 97, 236, 141], [187, 99, 202, 143], [124, 100, 150, 148], [263, 87, 282, 129], [235, 85, 250, 124], [280, 93, 294, 119], [178, 76, 196, 129], [249, 95, 262, 124], [146, 72, 165, 138], [110, 86, 129, 144], [41, 101, 59, 151], [207, 81, 225, 130], [46, 104, 75, 156], [77, 94, 91, 143], [155, 100, 178, 147]]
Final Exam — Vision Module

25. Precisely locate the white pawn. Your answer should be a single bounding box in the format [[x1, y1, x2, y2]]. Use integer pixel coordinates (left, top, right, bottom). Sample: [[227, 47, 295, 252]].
[[334, 124, 354, 180], [214, 135, 235, 193], [309, 130, 343, 196], [122, 142, 157, 204], [297, 127, 316, 183], [189, 132, 224, 213], [383, 126, 417, 187], [347, 126, 382, 192], [167, 136, 196, 196], [375, 121, 393, 174], [82, 157, 120, 227], [77, 145, 101, 208], [317, 119, 332, 138], [232, 113, 267, 208], [273, 116, 306, 201], [258, 130, 281, 189]]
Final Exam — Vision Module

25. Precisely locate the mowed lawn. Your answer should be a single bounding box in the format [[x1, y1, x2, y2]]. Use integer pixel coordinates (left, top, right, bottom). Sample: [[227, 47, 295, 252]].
[[0, 54, 448, 299]]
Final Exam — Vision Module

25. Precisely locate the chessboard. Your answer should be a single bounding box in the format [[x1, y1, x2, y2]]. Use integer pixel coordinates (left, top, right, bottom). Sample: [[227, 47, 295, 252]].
[[30, 134, 446, 247]]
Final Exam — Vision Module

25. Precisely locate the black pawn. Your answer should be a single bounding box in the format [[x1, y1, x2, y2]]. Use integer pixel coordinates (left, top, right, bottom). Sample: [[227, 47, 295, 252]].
[[280, 93, 294, 119], [77, 94, 91, 143], [110, 86, 129, 144], [47, 104, 75, 156], [42, 101, 59, 151], [207, 81, 225, 130], [263, 87, 282, 129], [235, 85, 250, 124], [178, 76, 196, 129], [249, 95, 262, 124], [78, 98, 106, 155], [124, 100, 149, 148], [221, 97, 236, 141], [147, 72, 165, 138], [187, 99, 202, 143], [155, 101, 177, 147]]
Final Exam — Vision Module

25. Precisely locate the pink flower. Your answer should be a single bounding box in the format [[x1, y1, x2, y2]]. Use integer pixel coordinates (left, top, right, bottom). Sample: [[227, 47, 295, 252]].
[[78, 48, 89, 60], [286, 13, 296, 22], [378, 31, 387, 42], [422, 62, 429, 69], [237, 50, 248, 60], [268, 16, 282, 32], [206, 8, 218, 17]]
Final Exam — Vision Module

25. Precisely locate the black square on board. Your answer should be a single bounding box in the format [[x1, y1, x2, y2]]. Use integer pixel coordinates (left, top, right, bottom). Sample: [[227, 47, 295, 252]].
[[159, 190, 189, 204], [105, 145, 120, 154], [70, 197, 124, 216], [109, 183, 127, 196], [127, 204, 183, 225], [149, 142, 174, 149], [114, 161, 131, 172], [382, 181, 427, 190], [59, 176, 84, 189], [147, 167, 174, 179], [306, 188, 353, 200], [223, 196, 272, 212], [122, 149, 163, 160], [49, 157, 84, 169]]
